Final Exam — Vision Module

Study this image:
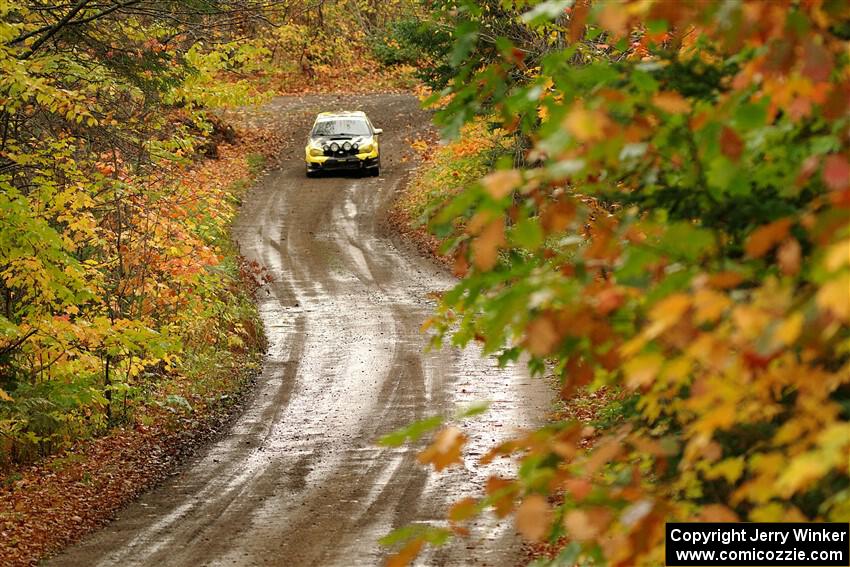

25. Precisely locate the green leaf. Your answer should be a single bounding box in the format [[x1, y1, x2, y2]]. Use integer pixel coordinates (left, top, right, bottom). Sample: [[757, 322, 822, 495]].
[[379, 524, 452, 547], [733, 100, 768, 130], [455, 401, 491, 419], [512, 217, 544, 250], [659, 222, 716, 261], [378, 415, 444, 447]]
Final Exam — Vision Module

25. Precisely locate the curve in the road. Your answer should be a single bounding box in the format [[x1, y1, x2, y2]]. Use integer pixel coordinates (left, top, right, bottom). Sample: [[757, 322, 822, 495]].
[[48, 94, 550, 567]]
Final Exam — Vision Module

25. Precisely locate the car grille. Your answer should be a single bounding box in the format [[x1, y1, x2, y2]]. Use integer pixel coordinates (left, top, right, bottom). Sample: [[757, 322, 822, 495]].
[[323, 146, 358, 157]]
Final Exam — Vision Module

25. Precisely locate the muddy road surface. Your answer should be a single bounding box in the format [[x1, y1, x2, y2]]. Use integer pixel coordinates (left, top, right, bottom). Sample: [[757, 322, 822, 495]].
[[50, 94, 550, 567]]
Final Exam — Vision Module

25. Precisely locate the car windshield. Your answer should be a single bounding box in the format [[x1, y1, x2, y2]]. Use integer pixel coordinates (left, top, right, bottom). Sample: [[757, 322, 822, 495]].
[[311, 118, 371, 137]]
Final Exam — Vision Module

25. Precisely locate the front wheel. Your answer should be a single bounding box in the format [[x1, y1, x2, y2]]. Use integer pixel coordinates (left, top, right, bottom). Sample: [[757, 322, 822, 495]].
[[369, 167, 380, 177], [306, 168, 318, 178]]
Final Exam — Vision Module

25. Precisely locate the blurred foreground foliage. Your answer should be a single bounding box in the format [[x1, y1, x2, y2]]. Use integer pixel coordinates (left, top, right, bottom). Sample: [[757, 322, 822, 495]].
[[389, 0, 850, 564]]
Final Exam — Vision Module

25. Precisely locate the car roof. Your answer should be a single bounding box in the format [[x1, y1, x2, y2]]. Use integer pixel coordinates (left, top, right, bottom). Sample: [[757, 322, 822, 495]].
[[315, 111, 368, 121]]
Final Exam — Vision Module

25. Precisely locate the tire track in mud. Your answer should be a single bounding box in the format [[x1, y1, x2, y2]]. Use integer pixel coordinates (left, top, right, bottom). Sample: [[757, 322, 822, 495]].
[[48, 94, 550, 567]]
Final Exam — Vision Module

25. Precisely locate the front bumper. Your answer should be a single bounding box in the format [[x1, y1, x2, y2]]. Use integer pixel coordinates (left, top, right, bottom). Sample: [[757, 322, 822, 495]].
[[307, 156, 379, 171], [306, 147, 379, 170]]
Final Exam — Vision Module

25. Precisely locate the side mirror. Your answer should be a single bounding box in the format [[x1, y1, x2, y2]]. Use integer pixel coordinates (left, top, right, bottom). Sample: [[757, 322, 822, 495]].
[[373, 128, 383, 135]]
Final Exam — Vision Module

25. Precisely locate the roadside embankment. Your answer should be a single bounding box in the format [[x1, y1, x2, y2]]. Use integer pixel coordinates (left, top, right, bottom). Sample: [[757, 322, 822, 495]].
[[0, 126, 281, 567]]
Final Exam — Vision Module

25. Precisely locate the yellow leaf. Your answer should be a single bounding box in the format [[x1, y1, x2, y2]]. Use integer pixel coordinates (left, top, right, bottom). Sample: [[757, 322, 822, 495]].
[[705, 457, 745, 483], [693, 289, 731, 324], [777, 454, 829, 496], [773, 419, 806, 445], [623, 352, 664, 389], [750, 502, 802, 522], [774, 311, 804, 346], [515, 494, 552, 542], [816, 273, 850, 322], [481, 169, 521, 199], [732, 305, 770, 340], [0, 388, 12, 402], [824, 239, 850, 272], [646, 293, 691, 338]]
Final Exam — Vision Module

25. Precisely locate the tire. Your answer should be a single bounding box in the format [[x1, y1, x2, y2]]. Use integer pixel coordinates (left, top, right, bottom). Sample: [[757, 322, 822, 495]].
[[369, 167, 380, 177], [306, 169, 318, 178]]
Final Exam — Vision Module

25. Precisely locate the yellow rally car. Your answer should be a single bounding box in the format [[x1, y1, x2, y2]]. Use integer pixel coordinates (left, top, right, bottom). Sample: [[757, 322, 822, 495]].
[[305, 111, 382, 177]]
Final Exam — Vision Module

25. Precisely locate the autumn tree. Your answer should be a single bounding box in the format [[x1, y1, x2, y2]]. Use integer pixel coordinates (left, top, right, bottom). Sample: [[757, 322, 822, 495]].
[[0, 1, 286, 462], [387, 0, 850, 564]]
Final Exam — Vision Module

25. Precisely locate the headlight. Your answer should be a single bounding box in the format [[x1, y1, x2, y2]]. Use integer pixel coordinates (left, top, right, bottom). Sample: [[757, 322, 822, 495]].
[[358, 143, 374, 153], [330, 142, 340, 152], [309, 147, 323, 157], [342, 141, 352, 151]]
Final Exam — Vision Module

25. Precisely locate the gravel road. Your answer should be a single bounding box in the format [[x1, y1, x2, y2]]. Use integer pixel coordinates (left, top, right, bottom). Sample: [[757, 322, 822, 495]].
[[48, 93, 550, 567]]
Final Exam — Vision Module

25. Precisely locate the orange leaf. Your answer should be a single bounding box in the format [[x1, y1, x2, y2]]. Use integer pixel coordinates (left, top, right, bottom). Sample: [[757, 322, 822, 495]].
[[745, 218, 792, 258], [693, 288, 731, 324], [453, 244, 469, 278], [720, 126, 744, 161], [777, 238, 801, 275], [386, 538, 424, 567], [515, 494, 552, 542], [563, 477, 593, 501], [471, 219, 505, 271], [598, 3, 629, 36], [707, 271, 745, 289], [568, 0, 590, 42], [481, 169, 521, 199], [823, 154, 850, 191], [563, 507, 613, 541], [560, 356, 594, 399], [448, 497, 479, 523], [525, 315, 561, 356], [418, 426, 467, 471], [564, 104, 609, 142], [652, 92, 691, 114], [698, 504, 740, 523], [802, 40, 833, 82], [486, 476, 517, 517], [584, 439, 622, 476], [541, 199, 576, 234]]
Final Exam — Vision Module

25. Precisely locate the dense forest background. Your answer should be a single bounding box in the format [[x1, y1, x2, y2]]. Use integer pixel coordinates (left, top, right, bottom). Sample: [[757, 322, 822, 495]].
[[0, 0, 420, 467]]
